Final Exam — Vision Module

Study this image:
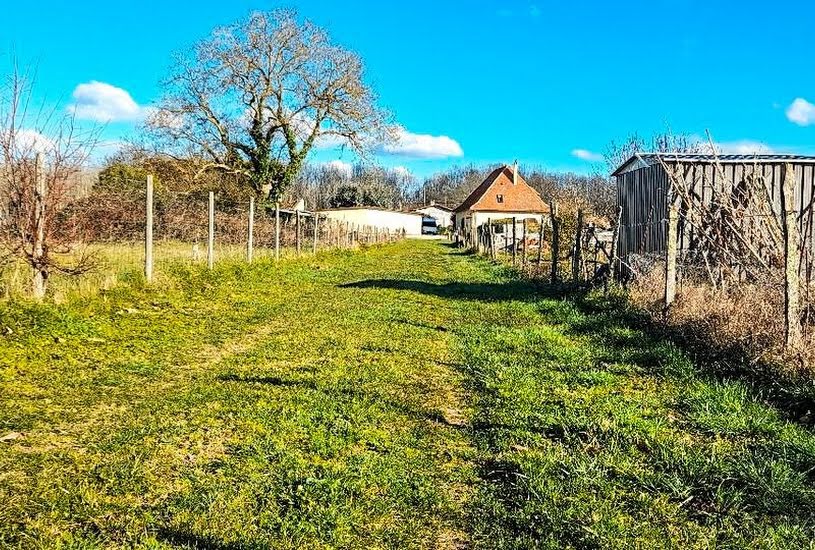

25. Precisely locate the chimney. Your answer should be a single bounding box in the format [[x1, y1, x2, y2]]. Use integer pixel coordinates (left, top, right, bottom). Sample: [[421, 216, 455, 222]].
[[512, 160, 518, 185]]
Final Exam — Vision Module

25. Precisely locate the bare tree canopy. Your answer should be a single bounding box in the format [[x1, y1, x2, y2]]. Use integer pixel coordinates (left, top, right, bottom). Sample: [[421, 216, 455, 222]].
[[0, 65, 99, 298], [148, 10, 388, 201], [604, 132, 704, 175]]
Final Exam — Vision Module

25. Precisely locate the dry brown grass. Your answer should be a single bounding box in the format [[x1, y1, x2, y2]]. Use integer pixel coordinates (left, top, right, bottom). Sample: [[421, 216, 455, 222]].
[[629, 265, 815, 374]]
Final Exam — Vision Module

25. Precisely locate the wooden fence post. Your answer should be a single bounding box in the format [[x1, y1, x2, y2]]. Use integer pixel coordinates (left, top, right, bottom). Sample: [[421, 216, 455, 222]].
[[207, 191, 215, 270], [295, 211, 301, 256], [144, 174, 154, 283], [512, 217, 517, 265], [782, 164, 802, 348], [247, 197, 254, 264], [550, 201, 559, 283], [487, 218, 493, 259], [537, 214, 545, 266], [572, 209, 584, 282], [522, 218, 528, 267], [312, 214, 319, 253], [608, 205, 622, 288], [664, 203, 679, 310]]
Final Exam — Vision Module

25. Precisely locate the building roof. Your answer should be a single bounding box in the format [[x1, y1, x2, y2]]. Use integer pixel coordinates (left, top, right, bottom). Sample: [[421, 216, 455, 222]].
[[317, 206, 423, 217], [453, 165, 549, 214], [611, 152, 815, 177], [415, 204, 453, 212]]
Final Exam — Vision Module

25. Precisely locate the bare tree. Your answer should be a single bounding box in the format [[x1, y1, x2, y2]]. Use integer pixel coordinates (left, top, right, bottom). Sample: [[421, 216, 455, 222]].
[[147, 10, 388, 204], [604, 131, 703, 175], [0, 65, 99, 299]]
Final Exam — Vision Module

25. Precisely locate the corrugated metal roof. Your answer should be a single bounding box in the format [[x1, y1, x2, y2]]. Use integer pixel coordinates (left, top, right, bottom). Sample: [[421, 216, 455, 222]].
[[611, 152, 815, 177]]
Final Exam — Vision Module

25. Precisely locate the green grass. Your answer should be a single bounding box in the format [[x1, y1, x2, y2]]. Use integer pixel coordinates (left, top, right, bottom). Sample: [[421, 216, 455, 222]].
[[1, 239, 814, 548]]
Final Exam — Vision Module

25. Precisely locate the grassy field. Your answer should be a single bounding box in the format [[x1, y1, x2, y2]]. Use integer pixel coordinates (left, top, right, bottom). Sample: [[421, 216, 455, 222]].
[[1, 239, 814, 548]]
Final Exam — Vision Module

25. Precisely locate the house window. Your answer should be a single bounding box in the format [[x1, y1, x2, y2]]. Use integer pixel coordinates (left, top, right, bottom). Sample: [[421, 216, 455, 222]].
[[496, 194, 504, 203]]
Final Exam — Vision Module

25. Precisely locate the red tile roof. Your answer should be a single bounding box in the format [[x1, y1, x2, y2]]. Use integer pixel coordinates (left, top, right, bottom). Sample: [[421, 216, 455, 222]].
[[454, 165, 549, 214]]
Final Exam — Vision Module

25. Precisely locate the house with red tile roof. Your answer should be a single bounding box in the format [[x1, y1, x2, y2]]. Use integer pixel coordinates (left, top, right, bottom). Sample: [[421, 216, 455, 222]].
[[452, 164, 549, 246]]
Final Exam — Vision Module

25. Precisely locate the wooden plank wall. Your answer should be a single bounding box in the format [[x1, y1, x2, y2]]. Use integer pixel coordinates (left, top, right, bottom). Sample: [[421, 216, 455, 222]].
[[616, 161, 815, 279]]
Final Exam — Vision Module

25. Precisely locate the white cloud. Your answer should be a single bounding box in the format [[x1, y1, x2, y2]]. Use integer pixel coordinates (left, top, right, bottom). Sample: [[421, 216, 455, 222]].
[[786, 98, 815, 126], [380, 126, 463, 159], [713, 140, 774, 155], [571, 148, 603, 162], [323, 159, 353, 177], [68, 81, 148, 122], [14, 129, 55, 154]]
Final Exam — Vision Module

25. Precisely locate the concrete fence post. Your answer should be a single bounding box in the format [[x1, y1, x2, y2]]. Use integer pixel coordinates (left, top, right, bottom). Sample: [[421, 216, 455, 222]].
[[144, 174, 154, 283], [247, 197, 255, 264], [207, 191, 215, 270]]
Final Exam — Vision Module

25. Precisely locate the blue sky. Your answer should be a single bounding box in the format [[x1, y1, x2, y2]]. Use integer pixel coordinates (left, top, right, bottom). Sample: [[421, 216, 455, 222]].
[[3, 0, 815, 178]]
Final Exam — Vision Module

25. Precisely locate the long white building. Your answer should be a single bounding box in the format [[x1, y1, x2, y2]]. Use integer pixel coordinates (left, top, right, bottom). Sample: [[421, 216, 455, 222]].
[[317, 207, 424, 236]]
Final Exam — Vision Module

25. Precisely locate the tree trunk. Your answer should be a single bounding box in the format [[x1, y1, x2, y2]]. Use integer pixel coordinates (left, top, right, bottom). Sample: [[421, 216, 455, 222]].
[[32, 154, 47, 300]]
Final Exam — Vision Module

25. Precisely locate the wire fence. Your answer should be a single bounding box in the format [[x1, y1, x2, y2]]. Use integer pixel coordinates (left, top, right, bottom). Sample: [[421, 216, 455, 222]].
[[0, 177, 406, 300]]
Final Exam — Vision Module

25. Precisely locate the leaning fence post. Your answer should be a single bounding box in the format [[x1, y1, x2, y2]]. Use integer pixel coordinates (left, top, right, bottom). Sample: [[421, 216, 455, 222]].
[[207, 191, 215, 270], [664, 203, 679, 310], [247, 196, 255, 263], [145, 175, 154, 283], [782, 164, 803, 348], [550, 201, 559, 283], [608, 205, 622, 289], [572, 209, 584, 282]]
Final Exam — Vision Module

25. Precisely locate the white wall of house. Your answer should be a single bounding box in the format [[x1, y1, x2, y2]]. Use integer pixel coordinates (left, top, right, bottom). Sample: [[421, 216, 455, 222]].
[[414, 206, 453, 228], [319, 208, 423, 236]]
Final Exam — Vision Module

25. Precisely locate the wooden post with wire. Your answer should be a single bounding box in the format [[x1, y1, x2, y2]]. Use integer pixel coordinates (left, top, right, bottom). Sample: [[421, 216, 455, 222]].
[[522, 218, 528, 267], [247, 197, 255, 264], [572, 209, 584, 282], [608, 205, 622, 289], [512, 217, 517, 266], [144, 174, 154, 283], [207, 191, 215, 270], [537, 213, 545, 266], [664, 203, 679, 310]]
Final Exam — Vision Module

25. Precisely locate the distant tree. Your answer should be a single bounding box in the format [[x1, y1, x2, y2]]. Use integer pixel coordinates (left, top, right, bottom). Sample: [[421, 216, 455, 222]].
[[329, 185, 361, 208], [0, 66, 99, 299], [147, 10, 388, 204], [604, 131, 703, 175]]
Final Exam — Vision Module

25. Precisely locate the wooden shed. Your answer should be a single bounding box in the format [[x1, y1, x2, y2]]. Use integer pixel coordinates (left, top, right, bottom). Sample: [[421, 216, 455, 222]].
[[612, 153, 815, 276]]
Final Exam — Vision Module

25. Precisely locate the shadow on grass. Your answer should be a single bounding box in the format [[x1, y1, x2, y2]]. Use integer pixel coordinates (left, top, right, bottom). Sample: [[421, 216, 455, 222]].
[[217, 372, 467, 430], [340, 277, 815, 426], [339, 278, 546, 302], [155, 527, 264, 550]]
